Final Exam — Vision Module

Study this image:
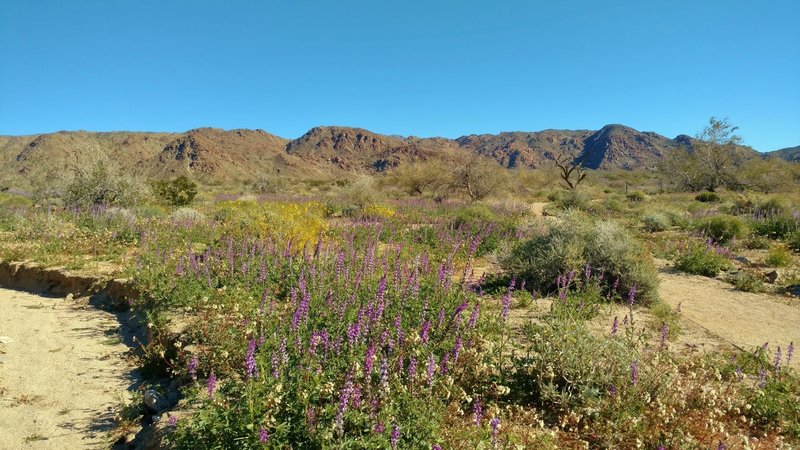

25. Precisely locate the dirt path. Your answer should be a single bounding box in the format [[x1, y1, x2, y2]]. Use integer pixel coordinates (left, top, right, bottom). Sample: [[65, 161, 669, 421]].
[[656, 262, 800, 367], [0, 288, 140, 449]]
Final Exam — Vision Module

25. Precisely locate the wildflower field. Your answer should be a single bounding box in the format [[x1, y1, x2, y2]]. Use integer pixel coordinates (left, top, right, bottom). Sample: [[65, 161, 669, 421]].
[[0, 188, 799, 449]]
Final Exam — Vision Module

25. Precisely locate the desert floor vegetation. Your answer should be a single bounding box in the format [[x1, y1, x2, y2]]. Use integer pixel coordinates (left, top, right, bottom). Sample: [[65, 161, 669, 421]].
[[0, 163, 799, 449]]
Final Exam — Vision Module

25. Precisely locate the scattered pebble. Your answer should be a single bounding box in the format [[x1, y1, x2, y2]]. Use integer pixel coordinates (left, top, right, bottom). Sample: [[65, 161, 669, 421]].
[[0, 336, 13, 344]]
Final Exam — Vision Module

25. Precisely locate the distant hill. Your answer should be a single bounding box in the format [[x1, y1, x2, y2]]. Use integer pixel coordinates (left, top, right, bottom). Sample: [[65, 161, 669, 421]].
[[0, 124, 777, 189], [767, 145, 800, 162]]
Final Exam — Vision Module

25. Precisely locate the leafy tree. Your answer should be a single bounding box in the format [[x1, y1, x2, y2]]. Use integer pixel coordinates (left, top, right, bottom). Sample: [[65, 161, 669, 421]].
[[61, 163, 145, 209], [392, 160, 450, 197], [659, 117, 750, 192], [152, 176, 198, 206], [450, 153, 504, 202]]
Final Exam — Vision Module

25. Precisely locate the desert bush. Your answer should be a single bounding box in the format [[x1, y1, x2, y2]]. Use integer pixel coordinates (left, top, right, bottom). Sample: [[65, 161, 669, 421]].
[[787, 231, 800, 252], [695, 191, 720, 202], [547, 190, 590, 210], [726, 271, 765, 293], [757, 197, 790, 217], [151, 176, 198, 207], [501, 215, 658, 304], [169, 207, 206, 223], [340, 176, 384, 211], [625, 190, 648, 202], [674, 240, 733, 277], [742, 234, 771, 250], [641, 212, 671, 232], [766, 244, 793, 267], [62, 165, 145, 209], [752, 214, 799, 239], [693, 214, 747, 244], [602, 197, 625, 213]]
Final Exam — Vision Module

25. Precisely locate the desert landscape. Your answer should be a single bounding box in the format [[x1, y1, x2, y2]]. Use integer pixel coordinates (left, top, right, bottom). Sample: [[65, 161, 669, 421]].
[[1, 1, 798, 449]]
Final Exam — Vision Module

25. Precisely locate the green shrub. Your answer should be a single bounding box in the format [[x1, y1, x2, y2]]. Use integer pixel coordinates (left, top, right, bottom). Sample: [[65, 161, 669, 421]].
[[766, 244, 793, 267], [548, 190, 590, 210], [726, 271, 765, 293], [787, 231, 800, 252], [602, 197, 625, 213], [625, 190, 648, 202], [752, 215, 799, 239], [742, 234, 770, 250], [501, 215, 659, 304], [62, 165, 144, 209], [757, 197, 790, 217], [674, 241, 732, 277], [693, 215, 747, 244], [695, 191, 720, 202], [151, 176, 198, 207], [641, 212, 671, 232]]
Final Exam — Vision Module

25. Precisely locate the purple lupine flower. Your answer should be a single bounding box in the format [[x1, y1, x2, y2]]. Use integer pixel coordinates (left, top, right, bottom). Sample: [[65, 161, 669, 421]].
[[426, 354, 436, 386], [774, 346, 782, 375], [657, 446, 665, 450], [245, 339, 257, 379], [628, 285, 637, 306], [374, 421, 385, 434], [380, 357, 389, 387], [440, 353, 449, 375], [788, 342, 794, 366], [584, 264, 592, 281], [364, 342, 376, 378], [188, 356, 199, 381], [468, 303, 480, 328], [717, 442, 727, 450], [167, 414, 178, 427], [490, 417, 501, 445], [630, 360, 638, 385], [207, 370, 217, 400], [271, 352, 280, 378], [611, 317, 618, 336], [259, 427, 269, 443], [608, 384, 617, 397], [453, 335, 463, 361], [435, 308, 446, 329], [757, 369, 767, 388], [501, 290, 512, 322], [419, 320, 431, 344], [660, 323, 668, 349], [408, 356, 417, 382], [432, 445, 442, 450], [473, 397, 483, 426], [735, 367, 744, 382], [390, 424, 400, 449]]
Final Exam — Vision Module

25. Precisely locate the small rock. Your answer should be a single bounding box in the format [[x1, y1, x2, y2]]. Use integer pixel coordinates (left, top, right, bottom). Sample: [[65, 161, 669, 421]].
[[0, 336, 13, 344], [66, 293, 73, 301], [144, 389, 166, 413], [125, 433, 137, 444], [151, 414, 162, 423], [765, 270, 779, 283], [734, 256, 752, 265]]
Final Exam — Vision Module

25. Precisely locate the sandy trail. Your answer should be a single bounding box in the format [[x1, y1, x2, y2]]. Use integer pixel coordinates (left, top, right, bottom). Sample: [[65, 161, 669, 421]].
[[0, 288, 139, 449], [656, 262, 800, 367]]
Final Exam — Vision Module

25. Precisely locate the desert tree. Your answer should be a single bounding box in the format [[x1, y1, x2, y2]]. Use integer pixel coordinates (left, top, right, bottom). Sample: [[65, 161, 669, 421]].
[[392, 160, 449, 197], [659, 117, 749, 192], [450, 153, 504, 202], [553, 152, 588, 191]]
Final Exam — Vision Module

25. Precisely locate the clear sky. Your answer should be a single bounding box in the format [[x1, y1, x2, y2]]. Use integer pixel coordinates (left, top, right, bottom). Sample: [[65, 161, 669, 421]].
[[1, 1, 798, 151]]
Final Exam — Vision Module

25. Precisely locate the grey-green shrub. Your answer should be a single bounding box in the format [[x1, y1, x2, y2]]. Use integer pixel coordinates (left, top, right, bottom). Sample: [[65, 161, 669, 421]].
[[641, 212, 671, 232], [695, 191, 720, 202], [501, 215, 659, 304], [693, 215, 747, 244]]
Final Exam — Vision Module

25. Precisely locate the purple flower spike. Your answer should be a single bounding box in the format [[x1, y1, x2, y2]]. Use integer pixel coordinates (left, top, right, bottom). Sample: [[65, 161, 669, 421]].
[[188, 356, 199, 381], [787, 341, 794, 366], [473, 397, 483, 426], [628, 285, 637, 306], [167, 414, 178, 427], [490, 416, 501, 445], [611, 317, 618, 336], [630, 360, 638, 386], [259, 427, 269, 443], [774, 346, 782, 375], [390, 424, 400, 449], [207, 370, 217, 400], [245, 339, 257, 379]]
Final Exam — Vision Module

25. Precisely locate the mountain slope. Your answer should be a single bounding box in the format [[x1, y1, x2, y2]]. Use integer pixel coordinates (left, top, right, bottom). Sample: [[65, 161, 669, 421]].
[[767, 145, 800, 162]]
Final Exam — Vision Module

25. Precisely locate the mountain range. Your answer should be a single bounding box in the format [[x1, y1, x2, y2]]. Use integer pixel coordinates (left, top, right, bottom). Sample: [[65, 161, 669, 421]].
[[0, 125, 794, 187]]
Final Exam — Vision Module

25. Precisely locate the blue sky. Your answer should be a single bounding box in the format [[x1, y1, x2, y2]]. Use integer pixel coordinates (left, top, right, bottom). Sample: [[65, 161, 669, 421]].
[[1, 1, 798, 151]]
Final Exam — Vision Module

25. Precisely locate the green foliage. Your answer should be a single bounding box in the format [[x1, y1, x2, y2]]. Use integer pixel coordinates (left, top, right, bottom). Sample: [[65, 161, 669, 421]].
[[62, 164, 144, 209], [695, 191, 720, 202], [547, 190, 590, 210], [726, 271, 765, 293], [152, 176, 198, 207], [742, 234, 771, 250], [674, 241, 732, 277], [640, 212, 671, 232], [766, 244, 793, 267], [751, 215, 799, 239], [787, 231, 800, 252], [625, 190, 648, 202], [693, 214, 747, 244], [501, 215, 659, 304]]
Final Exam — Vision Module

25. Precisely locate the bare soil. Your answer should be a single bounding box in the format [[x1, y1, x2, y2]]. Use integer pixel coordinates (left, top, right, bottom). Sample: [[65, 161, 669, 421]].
[[0, 288, 140, 449]]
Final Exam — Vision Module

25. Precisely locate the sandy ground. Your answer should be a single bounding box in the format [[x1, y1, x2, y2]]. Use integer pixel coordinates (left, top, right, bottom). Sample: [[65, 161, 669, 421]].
[[656, 262, 800, 367], [0, 288, 139, 449]]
